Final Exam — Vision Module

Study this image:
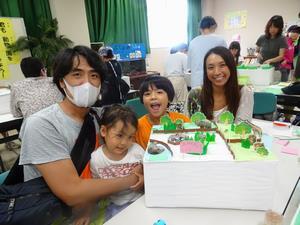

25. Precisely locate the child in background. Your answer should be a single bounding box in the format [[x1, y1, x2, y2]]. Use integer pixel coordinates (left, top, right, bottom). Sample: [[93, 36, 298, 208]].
[[135, 75, 190, 149], [75, 104, 144, 225], [279, 27, 295, 81], [229, 41, 241, 65]]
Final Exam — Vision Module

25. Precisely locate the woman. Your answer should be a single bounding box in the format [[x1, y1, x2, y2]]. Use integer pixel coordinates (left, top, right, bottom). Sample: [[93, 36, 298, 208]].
[[18, 46, 143, 222], [256, 15, 288, 81], [185, 46, 253, 122]]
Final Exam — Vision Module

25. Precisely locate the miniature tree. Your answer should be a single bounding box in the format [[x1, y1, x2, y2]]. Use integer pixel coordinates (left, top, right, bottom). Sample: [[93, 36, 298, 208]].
[[230, 123, 235, 131], [202, 142, 209, 155], [219, 111, 234, 124], [256, 147, 269, 156], [191, 112, 206, 124], [241, 139, 251, 149], [160, 115, 175, 130], [206, 132, 216, 142], [235, 122, 252, 139], [174, 119, 184, 130]]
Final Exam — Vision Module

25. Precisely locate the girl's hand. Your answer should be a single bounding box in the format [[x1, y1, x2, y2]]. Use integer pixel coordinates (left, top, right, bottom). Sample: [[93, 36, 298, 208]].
[[73, 216, 90, 225], [130, 164, 144, 191], [130, 171, 144, 191]]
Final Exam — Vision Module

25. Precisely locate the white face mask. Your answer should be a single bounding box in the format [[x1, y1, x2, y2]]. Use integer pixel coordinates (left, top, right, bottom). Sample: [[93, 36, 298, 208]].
[[63, 79, 101, 107]]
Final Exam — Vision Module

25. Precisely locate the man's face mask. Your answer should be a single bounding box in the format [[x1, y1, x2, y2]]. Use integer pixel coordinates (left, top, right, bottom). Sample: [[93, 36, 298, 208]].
[[63, 79, 101, 108]]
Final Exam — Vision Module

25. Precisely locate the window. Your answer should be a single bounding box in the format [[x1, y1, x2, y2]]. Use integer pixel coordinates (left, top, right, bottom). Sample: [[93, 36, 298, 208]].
[[147, 0, 187, 48]]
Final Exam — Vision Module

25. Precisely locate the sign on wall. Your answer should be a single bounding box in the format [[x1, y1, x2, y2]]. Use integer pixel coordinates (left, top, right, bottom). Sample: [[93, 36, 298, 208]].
[[224, 10, 247, 30], [0, 18, 21, 79]]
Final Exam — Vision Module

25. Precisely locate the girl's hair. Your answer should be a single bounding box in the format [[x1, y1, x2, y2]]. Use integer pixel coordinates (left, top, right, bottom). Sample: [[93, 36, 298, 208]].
[[229, 41, 241, 65], [139, 75, 175, 104], [52, 45, 106, 95], [201, 46, 241, 120], [264, 15, 284, 39], [99, 104, 138, 132]]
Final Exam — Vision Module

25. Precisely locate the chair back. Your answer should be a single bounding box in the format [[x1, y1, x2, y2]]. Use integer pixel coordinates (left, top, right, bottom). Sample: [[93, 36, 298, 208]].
[[253, 92, 277, 115], [125, 98, 148, 118]]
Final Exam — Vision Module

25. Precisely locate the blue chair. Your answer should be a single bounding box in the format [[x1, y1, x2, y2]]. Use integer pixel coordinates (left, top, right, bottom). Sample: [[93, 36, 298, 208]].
[[0, 170, 9, 185], [125, 98, 148, 118], [253, 92, 277, 120]]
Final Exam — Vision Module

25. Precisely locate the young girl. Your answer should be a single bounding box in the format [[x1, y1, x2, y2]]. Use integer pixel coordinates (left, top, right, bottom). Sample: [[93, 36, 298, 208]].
[[135, 75, 190, 149], [229, 41, 241, 65], [185, 46, 254, 122], [75, 104, 144, 224]]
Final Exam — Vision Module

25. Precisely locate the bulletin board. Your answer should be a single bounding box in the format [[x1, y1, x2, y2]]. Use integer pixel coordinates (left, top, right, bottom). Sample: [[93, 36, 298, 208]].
[[224, 10, 247, 30], [0, 17, 30, 85]]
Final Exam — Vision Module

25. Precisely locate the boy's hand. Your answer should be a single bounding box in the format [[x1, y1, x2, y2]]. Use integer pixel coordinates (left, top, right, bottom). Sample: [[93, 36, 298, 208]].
[[73, 216, 90, 225]]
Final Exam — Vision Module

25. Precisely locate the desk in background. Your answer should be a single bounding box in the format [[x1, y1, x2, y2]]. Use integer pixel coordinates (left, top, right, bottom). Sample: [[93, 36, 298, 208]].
[[258, 83, 300, 116], [104, 119, 300, 225]]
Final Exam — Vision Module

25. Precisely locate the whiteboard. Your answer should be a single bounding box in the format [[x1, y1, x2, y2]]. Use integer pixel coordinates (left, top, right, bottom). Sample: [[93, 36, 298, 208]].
[[0, 17, 31, 86]]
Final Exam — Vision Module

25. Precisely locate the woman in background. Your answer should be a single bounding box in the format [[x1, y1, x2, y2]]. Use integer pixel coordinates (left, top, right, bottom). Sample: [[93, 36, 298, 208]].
[[256, 15, 288, 81]]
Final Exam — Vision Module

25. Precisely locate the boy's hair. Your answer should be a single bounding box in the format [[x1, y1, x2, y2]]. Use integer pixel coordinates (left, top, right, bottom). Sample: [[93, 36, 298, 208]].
[[99, 104, 138, 131], [20, 57, 44, 78], [52, 45, 106, 95], [139, 75, 175, 104], [199, 16, 217, 30], [265, 15, 284, 38]]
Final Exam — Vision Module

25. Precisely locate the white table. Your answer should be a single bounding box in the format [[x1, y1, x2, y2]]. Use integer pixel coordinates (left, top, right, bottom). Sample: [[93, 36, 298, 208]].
[[104, 119, 300, 225]]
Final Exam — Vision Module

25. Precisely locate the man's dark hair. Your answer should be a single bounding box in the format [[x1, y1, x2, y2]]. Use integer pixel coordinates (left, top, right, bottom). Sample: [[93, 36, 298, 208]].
[[20, 57, 44, 78], [199, 16, 217, 30], [52, 45, 106, 95], [139, 75, 175, 104]]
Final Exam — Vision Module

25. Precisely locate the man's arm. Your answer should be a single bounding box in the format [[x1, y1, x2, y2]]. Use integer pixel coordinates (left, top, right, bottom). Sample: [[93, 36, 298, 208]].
[[36, 159, 139, 207]]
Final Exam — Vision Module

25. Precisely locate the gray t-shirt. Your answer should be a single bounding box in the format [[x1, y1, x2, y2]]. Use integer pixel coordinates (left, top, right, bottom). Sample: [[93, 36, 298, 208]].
[[188, 34, 227, 88], [19, 103, 83, 181], [256, 34, 287, 68]]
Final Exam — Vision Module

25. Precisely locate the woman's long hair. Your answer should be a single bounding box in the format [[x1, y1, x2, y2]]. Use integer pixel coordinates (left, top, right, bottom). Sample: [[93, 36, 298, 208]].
[[264, 15, 284, 39], [200, 46, 241, 120]]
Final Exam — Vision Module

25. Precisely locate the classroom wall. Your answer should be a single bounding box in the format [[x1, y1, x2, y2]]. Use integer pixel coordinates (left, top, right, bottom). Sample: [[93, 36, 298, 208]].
[[203, 0, 300, 56], [49, 0, 90, 46]]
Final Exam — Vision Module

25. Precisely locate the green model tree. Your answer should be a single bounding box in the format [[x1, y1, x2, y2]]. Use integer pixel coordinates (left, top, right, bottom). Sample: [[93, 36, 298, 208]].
[[256, 147, 269, 156], [219, 111, 234, 124], [235, 122, 252, 139], [191, 112, 206, 124], [160, 115, 176, 130]]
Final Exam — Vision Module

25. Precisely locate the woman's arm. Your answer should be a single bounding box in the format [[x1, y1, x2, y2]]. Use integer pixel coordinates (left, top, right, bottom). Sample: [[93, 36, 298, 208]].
[[36, 159, 139, 207], [263, 48, 285, 64]]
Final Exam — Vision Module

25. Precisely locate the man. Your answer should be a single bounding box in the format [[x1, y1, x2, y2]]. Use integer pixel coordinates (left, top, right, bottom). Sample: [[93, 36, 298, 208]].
[[188, 16, 227, 88], [10, 57, 63, 118], [164, 43, 189, 108]]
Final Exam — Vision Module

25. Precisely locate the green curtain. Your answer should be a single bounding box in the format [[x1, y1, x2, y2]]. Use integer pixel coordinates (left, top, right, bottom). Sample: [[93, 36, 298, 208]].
[[187, 0, 201, 43], [0, 0, 52, 37], [85, 0, 150, 53]]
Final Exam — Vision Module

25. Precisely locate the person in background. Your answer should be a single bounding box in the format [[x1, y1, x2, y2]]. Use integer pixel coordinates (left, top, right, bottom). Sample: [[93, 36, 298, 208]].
[[188, 16, 227, 88], [256, 15, 288, 81], [286, 25, 300, 68], [279, 26, 296, 81], [74, 104, 144, 224], [10, 57, 63, 119], [18, 46, 143, 222], [229, 41, 241, 65], [97, 46, 129, 106], [185, 46, 254, 123], [135, 75, 190, 150], [164, 43, 189, 111], [282, 59, 300, 95]]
